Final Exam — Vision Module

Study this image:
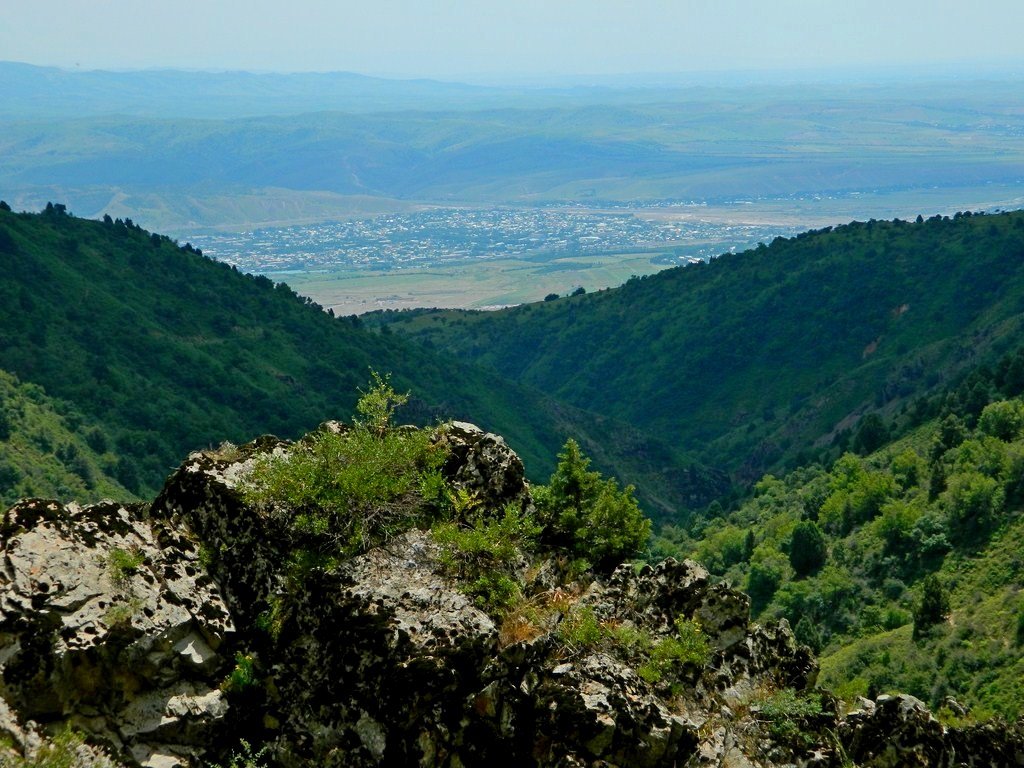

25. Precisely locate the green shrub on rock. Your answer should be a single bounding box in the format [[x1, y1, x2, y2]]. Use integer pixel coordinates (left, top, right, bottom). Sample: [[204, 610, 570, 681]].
[[535, 439, 651, 570], [241, 372, 446, 557]]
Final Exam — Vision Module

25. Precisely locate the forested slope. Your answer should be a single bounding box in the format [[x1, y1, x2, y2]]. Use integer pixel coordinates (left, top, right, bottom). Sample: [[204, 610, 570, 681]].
[[654, 350, 1024, 720], [0, 205, 702, 507], [376, 211, 1024, 490]]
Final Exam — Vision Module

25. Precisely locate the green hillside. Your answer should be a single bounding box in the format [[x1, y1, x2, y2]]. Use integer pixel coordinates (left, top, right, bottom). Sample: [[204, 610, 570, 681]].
[[375, 210, 1024, 497], [0, 204, 706, 510], [0, 368, 129, 505], [653, 352, 1024, 719]]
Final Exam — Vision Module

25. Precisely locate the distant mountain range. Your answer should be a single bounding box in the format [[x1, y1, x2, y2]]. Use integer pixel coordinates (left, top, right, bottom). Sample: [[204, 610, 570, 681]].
[[3, 62, 1023, 230]]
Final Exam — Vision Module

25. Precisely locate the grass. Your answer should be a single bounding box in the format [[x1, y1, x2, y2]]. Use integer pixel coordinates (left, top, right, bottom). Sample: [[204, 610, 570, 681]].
[[281, 250, 668, 316]]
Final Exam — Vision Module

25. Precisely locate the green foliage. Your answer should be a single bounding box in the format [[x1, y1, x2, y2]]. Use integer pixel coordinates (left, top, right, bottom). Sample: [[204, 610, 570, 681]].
[[103, 598, 143, 627], [913, 574, 949, 638], [381, 210, 1024, 503], [106, 546, 145, 589], [754, 688, 827, 748], [638, 617, 712, 683], [209, 739, 270, 768], [0, 209, 626, 502], [354, 370, 408, 435], [789, 521, 827, 577], [2, 728, 89, 768], [432, 501, 541, 614], [942, 470, 1004, 542], [978, 399, 1024, 441], [537, 439, 651, 569], [747, 553, 786, 614], [853, 413, 889, 456], [241, 374, 446, 557], [0, 370, 128, 506], [678, 377, 1024, 718], [556, 606, 710, 688], [220, 652, 259, 694], [556, 604, 604, 653]]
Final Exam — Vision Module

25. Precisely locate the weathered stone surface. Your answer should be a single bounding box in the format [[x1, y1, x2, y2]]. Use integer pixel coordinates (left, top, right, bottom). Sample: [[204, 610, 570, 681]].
[[840, 693, 1024, 767], [0, 498, 233, 767], [435, 421, 530, 512], [3, 423, 1022, 768]]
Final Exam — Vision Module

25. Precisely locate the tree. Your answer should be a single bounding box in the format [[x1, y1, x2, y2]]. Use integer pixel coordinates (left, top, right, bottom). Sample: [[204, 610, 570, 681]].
[[789, 520, 827, 577], [852, 413, 889, 455], [913, 574, 949, 638], [538, 438, 650, 570], [747, 556, 784, 615], [978, 399, 1024, 441], [544, 293, 560, 302]]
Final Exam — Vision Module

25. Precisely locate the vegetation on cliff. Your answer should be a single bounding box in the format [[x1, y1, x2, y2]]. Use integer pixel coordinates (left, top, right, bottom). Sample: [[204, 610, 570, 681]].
[[0, 368, 128, 505]]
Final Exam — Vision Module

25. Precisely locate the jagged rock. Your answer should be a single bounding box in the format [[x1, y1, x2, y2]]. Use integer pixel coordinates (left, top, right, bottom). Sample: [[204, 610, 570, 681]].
[[0, 499, 233, 767], [841, 693, 1024, 767], [4, 423, 1021, 768], [435, 421, 530, 512]]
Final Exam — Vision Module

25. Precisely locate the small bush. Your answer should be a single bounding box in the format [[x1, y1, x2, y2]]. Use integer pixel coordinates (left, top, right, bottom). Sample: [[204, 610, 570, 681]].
[[913, 574, 949, 638], [432, 502, 541, 615], [537, 439, 651, 569], [789, 520, 827, 577], [556, 604, 604, 653], [103, 598, 143, 627], [754, 688, 826, 748], [106, 547, 144, 589], [637, 617, 711, 683], [241, 372, 447, 558], [210, 739, 270, 768], [3, 728, 89, 768], [220, 652, 258, 693]]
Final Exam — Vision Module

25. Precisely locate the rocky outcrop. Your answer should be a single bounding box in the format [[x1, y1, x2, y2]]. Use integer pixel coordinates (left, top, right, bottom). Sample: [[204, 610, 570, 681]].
[[2, 422, 1022, 767], [0, 499, 233, 767]]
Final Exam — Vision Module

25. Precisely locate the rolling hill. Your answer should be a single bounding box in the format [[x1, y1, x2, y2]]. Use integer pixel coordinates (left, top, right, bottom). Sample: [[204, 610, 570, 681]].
[[373, 210, 1024, 494], [0, 204, 709, 512]]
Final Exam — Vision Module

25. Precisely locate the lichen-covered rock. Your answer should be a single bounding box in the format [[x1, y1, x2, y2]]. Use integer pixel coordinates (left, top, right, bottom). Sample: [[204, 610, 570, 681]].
[[840, 693, 1024, 767], [4, 422, 1022, 768], [0, 499, 233, 767], [435, 421, 530, 512]]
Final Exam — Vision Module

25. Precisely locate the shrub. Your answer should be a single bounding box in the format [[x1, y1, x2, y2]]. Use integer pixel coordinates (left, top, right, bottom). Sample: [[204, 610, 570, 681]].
[[556, 604, 604, 653], [2, 728, 90, 768], [942, 470, 1004, 541], [754, 688, 826, 748], [106, 546, 144, 589], [241, 373, 446, 558], [432, 501, 541, 615], [913, 574, 949, 638], [789, 520, 827, 577], [538, 439, 651, 569], [211, 739, 270, 768], [747, 554, 786, 614], [638, 617, 712, 683], [978, 399, 1024, 441], [220, 652, 258, 693]]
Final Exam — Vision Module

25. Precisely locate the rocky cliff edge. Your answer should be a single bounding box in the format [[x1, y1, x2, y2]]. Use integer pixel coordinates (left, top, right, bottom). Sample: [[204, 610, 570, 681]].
[[1, 422, 1021, 767]]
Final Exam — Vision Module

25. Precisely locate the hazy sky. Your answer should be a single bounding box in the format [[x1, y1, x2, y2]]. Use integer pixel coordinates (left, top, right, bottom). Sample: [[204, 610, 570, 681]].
[[3, 0, 1023, 80]]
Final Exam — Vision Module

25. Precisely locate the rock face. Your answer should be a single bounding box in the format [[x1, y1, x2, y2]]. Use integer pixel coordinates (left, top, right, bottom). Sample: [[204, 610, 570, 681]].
[[2, 422, 1022, 767], [0, 499, 233, 767]]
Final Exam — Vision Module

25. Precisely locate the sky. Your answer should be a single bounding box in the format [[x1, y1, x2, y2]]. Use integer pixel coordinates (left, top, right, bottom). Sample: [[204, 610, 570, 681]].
[[3, 0, 1023, 81]]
